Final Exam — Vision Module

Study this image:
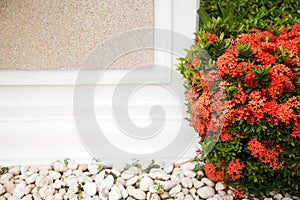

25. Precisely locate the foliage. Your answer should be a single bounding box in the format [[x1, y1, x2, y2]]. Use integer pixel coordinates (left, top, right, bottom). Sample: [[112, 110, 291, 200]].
[[177, 23, 300, 196], [196, 0, 300, 60]]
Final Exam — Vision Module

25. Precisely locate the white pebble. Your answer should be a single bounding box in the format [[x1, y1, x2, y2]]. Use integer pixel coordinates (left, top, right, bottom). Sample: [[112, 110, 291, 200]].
[[25, 173, 38, 184], [131, 189, 146, 200], [163, 164, 174, 174], [87, 164, 100, 175], [183, 169, 197, 178], [0, 185, 5, 195], [53, 162, 67, 173], [4, 181, 15, 194], [175, 192, 185, 200], [197, 186, 215, 199], [140, 177, 154, 191], [184, 194, 194, 200], [118, 185, 128, 199], [21, 166, 29, 175], [67, 160, 78, 170], [194, 180, 204, 189], [0, 173, 13, 184], [49, 171, 61, 180], [274, 194, 283, 200], [100, 175, 114, 191], [21, 194, 33, 200], [13, 182, 26, 198], [38, 185, 55, 198], [125, 176, 139, 187], [181, 177, 193, 188], [9, 167, 21, 176], [149, 169, 170, 181], [35, 176, 49, 188], [201, 177, 215, 187], [54, 193, 63, 200], [83, 182, 97, 196], [109, 185, 122, 200], [215, 182, 226, 191], [169, 185, 182, 197]]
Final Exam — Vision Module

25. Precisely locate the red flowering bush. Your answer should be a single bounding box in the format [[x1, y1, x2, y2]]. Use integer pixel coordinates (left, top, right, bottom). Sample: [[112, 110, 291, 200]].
[[177, 24, 300, 196]]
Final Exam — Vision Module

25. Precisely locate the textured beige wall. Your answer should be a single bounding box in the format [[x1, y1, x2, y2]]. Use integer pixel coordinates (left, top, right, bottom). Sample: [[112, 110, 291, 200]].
[[0, 0, 154, 70]]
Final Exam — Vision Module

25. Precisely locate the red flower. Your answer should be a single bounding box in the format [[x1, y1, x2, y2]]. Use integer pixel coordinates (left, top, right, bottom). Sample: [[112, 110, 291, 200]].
[[227, 159, 245, 180], [248, 139, 284, 170], [204, 33, 217, 43], [205, 162, 225, 182], [220, 131, 233, 142], [234, 189, 244, 198]]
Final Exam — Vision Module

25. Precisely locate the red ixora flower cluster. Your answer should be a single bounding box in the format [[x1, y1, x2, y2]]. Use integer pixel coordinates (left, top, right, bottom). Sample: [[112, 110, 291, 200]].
[[204, 162, 225, 182], [227, 159, 245, 180], [248, 139, 284, 170]]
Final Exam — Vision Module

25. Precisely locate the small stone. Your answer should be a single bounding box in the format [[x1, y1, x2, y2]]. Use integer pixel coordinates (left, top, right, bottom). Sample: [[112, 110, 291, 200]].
[[54, 193, 63, 200], [9, 167, 21, 176], [78, 164, 88, 171], [149, 169, 170, 181], [109, 185, 122, 200], [183, 169, 197, 178], [87, 164, 100, 175], [100, 175, 114, 191], [83, 182, 97, 196], [49, 171, 61, 180], [25, 185, 34, 195], [227, 189, 234, 196], [140, 177, 154, 191], [53, 179, 64, 189], [26, 166, 38, 176], [181, 177, 193, 188], [126, 185, 135, 196], [63, 170, 72, 177], [163, 164, 174, 174], [38, 185, 55, 198], [13, 182, 26, 198], [39, 166, 50, 176], [148, 185, 158, 193], [190, 188, 196, 195], [118, 185, 128, 199], [115, 177, 126, 186], [215, 182, 226, 191], [194, 180, 204, 189], [184, 194, 194, 200], [282, 198, 293, 200], [197, 186, 215, 199], [201, 178, 215, 187], [21, 166, 29, 175], [4, 181, 15, 194], [169, 185, 182, 197], [35, 176, 49, 188], [131, 189, 146, 200], [125, 176, 139, 187], [110, 168, 121, 177], [197, 170, 205, 178], [218, 190, 226, 197], [161, 192, 170, 199], [175, 192, 185, 200], [0, 173, 13, 184], [121, 170, 135, 180], [274, 194, 283, 200], [25, 173, 38, 184], [149, 193, 160, 200], [264, 198, 273, 200], [222, 195, 233, 200], [163, 180, 179, 191], [21, 195, 33, 200], [182, 188, 189, 195], [0, 185, 5, 195], [53, 162, 67, 173], [67, 160, 78, 170]]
